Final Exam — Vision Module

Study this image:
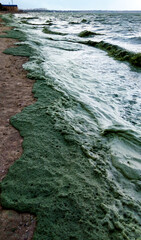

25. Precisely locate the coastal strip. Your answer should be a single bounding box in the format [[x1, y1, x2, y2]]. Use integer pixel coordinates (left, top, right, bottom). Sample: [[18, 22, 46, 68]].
[[1, 12, 141, 240], [0, 14, 36, 240]]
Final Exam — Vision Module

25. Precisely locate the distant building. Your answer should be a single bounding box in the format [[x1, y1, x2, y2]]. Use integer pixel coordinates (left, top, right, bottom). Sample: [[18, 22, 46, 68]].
[[0, 4, 18, 12]]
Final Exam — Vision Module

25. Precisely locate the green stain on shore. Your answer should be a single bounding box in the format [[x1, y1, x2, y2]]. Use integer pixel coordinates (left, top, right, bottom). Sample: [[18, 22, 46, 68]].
[[1, 25, 141, 240], [0, 13, 13, 24], [2, 81, 141, 240], [0, 29, 27, 41], [3, 44, 34, 57]]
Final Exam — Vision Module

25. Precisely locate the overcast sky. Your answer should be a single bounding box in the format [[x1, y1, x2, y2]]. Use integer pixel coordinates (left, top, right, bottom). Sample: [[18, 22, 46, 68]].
[[1, 0, 141, 10]]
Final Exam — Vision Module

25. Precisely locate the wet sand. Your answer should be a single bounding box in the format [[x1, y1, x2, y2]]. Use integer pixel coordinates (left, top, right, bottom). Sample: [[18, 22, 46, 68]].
[[0, 14, 36, 240]]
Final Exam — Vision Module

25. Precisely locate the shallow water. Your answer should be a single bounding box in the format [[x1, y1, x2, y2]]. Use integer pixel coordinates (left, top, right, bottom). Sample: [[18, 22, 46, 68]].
[[1, 11, 141, 240]]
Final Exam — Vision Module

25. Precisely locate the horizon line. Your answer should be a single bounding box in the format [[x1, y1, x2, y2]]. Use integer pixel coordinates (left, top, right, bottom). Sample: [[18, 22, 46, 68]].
[[21, 8, 141, 11]]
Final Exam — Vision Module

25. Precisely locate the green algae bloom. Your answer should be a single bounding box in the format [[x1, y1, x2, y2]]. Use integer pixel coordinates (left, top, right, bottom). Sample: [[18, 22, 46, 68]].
[[1, 15, 141, 240]]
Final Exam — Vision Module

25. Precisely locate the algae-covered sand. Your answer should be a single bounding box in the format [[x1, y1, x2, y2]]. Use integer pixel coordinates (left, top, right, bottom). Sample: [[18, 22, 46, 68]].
[[0, 14, 141, 240], [0, 15, 36, 240], [2, 81, 141, 240]]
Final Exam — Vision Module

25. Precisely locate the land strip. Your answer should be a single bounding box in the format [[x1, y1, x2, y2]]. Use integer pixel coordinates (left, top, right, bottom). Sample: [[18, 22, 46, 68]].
[[0, 15, 36, 240]]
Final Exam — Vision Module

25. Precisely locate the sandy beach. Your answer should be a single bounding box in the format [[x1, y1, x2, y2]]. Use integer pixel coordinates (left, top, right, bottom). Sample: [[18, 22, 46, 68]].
[[0, 14, 36, 240]]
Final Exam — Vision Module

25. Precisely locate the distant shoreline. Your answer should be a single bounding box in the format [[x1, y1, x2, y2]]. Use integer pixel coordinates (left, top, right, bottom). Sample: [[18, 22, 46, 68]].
[[22, 9, 141, 13]]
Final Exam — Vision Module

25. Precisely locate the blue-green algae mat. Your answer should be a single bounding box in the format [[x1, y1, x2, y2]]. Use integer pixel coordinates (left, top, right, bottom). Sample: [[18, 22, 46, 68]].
[[0, 15, 141, 240]]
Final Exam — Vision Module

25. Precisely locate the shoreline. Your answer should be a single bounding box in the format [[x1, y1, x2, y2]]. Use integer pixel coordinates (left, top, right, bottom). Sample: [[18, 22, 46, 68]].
[[0, 11, 141, 240], [0, 14, 36, 240]]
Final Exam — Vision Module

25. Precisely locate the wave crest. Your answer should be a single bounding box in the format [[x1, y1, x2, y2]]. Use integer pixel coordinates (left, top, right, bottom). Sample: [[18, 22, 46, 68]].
[[81, 40, 141, 67], [43, 27, 66, 36], [78, 30, 101, 38]]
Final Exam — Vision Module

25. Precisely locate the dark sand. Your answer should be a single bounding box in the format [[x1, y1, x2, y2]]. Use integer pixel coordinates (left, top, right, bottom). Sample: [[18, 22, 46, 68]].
[[0, 15, 36, 240]]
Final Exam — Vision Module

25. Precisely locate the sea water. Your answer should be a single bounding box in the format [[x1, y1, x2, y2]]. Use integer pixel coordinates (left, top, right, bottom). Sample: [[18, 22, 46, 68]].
[[15, 11, 141, 192], [1, 11, 141, 240]]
